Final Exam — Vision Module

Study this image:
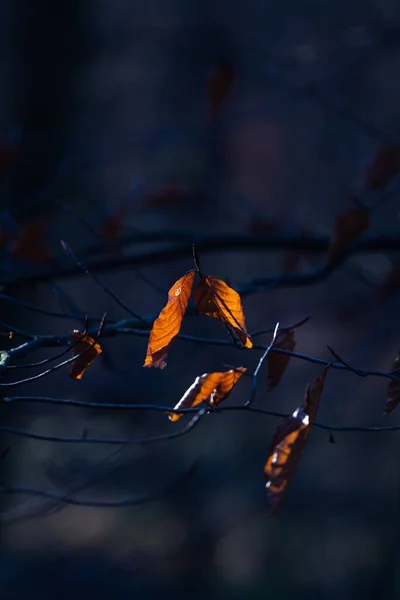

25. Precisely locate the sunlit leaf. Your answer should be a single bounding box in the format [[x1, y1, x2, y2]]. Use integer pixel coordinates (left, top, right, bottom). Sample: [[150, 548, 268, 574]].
[[327, 206, 369, 266], [207, 62, 236, 120], [365, 146, 400, 190], [194, 276, 252, 348], [267, 329, 296, 390], [264, 367, 328, 513], [69, 331, 103, 380], [385, 354, 400, 415], [264, 408, 310, 515], [144, 270, 196, 368], [168, 366, 247, 422]]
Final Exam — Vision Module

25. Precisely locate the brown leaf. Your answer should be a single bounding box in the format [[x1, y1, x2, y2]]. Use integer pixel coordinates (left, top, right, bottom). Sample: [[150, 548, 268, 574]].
[[264, 366, 328, 513], [69, 331, 102, 380], [264, 408, 310, 515], [144, 270, 196, 369], [194, 276, 252, 348], [303, 366, 329, 422], [365, 146, 400, 190], [327, 206, 369, 266], [207, 62, 236, 120], [385, 355, 400, 415], [377, 265, 400, 303], [267, 329, 296, 391], [168, 367, 247, 422]]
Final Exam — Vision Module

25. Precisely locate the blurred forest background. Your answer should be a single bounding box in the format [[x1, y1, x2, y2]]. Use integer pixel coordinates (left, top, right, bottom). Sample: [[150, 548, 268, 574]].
[[1, 0, 400, 598]]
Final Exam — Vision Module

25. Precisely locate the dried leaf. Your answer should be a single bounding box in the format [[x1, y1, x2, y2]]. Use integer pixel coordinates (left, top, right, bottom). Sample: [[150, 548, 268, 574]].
[[11, 215, 53, 266], [207, 63, 236, 120], [303, 366, 329, 422], [169, 367, 247, 422], [385, 355, 400, 415], [327, 206, 369, 266], [377, 265, 400, 302], [267, 329, 296, 390], [264, 367, 328, 513], [365, 146, 400, 190], [144, 270, 196, 368], [194, 276, 252, 348], [264, 408, 310, 515], [69, 331, 102, 380]]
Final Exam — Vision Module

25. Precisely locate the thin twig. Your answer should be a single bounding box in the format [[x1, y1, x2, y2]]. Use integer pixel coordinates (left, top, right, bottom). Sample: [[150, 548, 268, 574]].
[[245, 321, 280, 406]]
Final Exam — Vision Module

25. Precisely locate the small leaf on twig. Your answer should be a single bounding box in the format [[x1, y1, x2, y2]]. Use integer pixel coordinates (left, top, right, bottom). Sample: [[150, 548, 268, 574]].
[[69, 332, 102, 380], [365, 146, 400, 190], [267, 329, 296, 390], [303, 366, 329, 422], [168, 367, 246, 422], [327, 206, 370, 266], [144, 270, 196, 369], [385, 354, 400, 415], [264, 366, 328, 513], [194, 276, 252, 348]]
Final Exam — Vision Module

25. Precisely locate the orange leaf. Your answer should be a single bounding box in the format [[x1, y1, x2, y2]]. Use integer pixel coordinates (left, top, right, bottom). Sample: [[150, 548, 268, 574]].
[[207, 63, 236, 120], [168, 367, 247, 422], [69, 331, 102, 380], [144, 270, 196, 369], [264, 408, 310, 515], [11, 215, 53, 266], [267, 329, 296, 390], [264, 366, 328, 513], [327, 206, 369, 266], [194, 276, 252, 348], [385, 355, 400, 415], [365, 146, 400, 190]]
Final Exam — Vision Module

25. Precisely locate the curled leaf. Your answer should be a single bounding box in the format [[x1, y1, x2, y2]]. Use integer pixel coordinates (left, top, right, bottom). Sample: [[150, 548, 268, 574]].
[[365, 146, 400, 190], [69, 331, 102, 380], [194, 276, 252, 348], [303, 365, 329, 422], [144, 270, 196, 369], [264, 366, 328, 513], [385, 354, 400, 415], [264, 408, 310, 515], [327, 206, 369, 266], [267, 329, 296, 390], [168, 367, 247, 422]]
